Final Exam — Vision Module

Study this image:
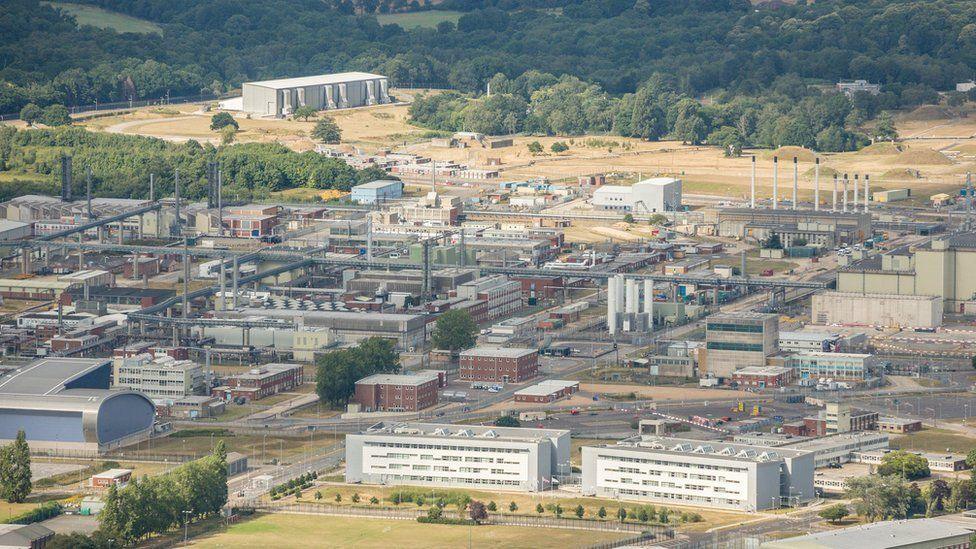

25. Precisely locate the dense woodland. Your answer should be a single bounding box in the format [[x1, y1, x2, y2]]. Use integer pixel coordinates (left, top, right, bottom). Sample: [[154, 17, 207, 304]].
[[0, 126, 388, 201], [2, 0, 975, 114]]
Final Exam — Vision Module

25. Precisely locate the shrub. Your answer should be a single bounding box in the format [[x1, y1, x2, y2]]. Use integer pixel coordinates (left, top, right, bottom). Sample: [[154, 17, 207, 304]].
[[370, 497, 379, 505], [550, 141, 569, 153], [351, 493, 360, 503], [8, 502, 62, 525]]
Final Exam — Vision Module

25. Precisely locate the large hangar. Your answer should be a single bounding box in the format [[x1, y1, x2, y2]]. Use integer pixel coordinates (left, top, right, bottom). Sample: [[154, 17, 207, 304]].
[[241, 72, 390, 117], [0, 358, 155, 456]]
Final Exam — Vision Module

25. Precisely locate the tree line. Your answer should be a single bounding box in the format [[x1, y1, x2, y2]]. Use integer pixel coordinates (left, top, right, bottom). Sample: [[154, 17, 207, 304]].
[[0, 126, 388, 202], [96, 443, 228, 546], [0, 430, 32, 504], [315, 337, 401, 406], [2, 0, 975, 116], [409, 69, 925, 152]]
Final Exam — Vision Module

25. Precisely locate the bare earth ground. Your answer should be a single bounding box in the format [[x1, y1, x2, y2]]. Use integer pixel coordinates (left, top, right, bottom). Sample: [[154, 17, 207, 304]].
[[80, 98, 976, 200]]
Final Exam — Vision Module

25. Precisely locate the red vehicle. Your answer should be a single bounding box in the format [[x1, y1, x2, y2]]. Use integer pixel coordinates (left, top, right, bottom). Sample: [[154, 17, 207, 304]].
[[760, 269, 774, 276], [570, 409, 581, 416]]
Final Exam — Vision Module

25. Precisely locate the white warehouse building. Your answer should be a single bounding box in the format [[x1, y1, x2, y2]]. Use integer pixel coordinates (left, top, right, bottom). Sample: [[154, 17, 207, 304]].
[[241, 72, 390, 117], [581, 436, 815, 511], [345, 422, 571, 492], [592, 177, 681, 213]]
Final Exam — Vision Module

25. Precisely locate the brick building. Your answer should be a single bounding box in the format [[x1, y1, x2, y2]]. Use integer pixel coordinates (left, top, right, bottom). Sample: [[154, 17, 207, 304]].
[[91, 469, 132, 489], [212, 363, 303, 402], [353, 371, 443, 412], [731, 366, 795, 388], [877, 417, 923, 434], [459, 347, 538, 383]]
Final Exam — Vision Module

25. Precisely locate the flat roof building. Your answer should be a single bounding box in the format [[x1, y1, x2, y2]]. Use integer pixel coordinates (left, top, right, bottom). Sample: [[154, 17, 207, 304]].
[[241, 72, 390, 117], [459, 347, 539, 383], [353, 372, 441, 412], [513, 380, 580, 403], [591, 178, 681, 213], [703, 312, 779, 379], [582, 436, 815, 511], [761, 518, 972, 549], [345, 421, 571, 492], [787, 352, 877, 381], [0, 358, 154, 455], [351, 180, 404, 205]]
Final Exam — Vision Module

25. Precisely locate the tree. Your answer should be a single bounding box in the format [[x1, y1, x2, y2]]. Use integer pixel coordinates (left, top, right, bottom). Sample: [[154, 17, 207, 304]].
[[469, 500, 488, 523], [926, 479, 950, 515], [0, 430, 31, 503], [878, 450, 931, 480], [493, 415, 520, 428], [875, 112, 898, 141], [536, 503, 545, 514], [793, 237, 808, 247], [637, 507, 649, 522], [293, 105, 318, 121], [846, 475, 916, 521], [623, 214, 635, 224], [947, 479, 974, 512], [598, 506, 607, 519], [210, 112, 238, 131], [617, 507, 627, 522], [554, 504, 563, 517], [431, 309, 477, 351], [220, 125, 236, 145], [509, 501, 518, 512], [527, 141, 543, 154], [335, 493, 342, 502], [351, 493, 360, 503], [314, 491, 322, 500], [427, 506, 442, 519], [312, 117, 341, 144], [763, 234, 783, 250], [487, 501, 497, 512], [19, 104, 41, 126], [818, 504, 850, 523], [40, 104, 71, 126], [707, 126, 745, 157], [574, 504, 585, 518], [550, 141, 569, 153], [370, 496, 379, 505]]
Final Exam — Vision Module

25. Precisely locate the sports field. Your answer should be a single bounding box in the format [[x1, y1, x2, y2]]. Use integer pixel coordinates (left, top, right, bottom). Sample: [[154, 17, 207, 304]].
[[43, 2, 162, 34]]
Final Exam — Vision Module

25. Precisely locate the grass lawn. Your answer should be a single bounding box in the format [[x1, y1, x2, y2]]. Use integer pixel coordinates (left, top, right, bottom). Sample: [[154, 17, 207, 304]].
[[376, 10, 462, 29], [42, 2, 163, 34], [0, 492, 66, 522], [571, 438, 616, 467], [890, 428, 976, 453], [190, 513, 630, 548], [120, 432, 340, 464]]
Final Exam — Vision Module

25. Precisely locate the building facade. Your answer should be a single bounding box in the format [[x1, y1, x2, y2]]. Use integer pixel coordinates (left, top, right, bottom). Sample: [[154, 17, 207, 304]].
[[113, 354, 204, 400], [787, 352, 876, 381], [345, 422, 571, 492], [702, 313, 779, 379], [592, 178, 681, 213], [241, 72, 390, 117], [459, 347, 539, 383], [211, 363, 303, 401], [581, 436, 815, 511], [353, 372, 441, 412], [351, 180, 404, 205]]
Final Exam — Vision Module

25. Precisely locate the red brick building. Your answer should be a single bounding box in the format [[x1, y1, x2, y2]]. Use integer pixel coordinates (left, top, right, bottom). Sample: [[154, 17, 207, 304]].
[[878, 417, 923, 433], [353, 372, 443, 412], [91, 469, 132, 488], [212, 363, 303, 402], [731, 366, 795, 389], [459, 347, 538, 383]]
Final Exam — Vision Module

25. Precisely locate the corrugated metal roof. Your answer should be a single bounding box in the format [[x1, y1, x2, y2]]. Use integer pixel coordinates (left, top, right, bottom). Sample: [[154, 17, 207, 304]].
[[244, 72, 385, 90]]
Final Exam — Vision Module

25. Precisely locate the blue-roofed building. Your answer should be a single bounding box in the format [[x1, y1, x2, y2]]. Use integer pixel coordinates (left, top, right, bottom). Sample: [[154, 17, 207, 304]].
[[350, 180, 403, 205], [0, 358, 155, 456]]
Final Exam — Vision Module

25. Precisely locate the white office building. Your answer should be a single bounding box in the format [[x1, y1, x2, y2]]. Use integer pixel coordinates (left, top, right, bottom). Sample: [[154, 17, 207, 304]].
[[591, 177, 681, 213], [345, 422, 571, 492], [581, 436, 815, 511], [113, 354, 204, 400], [778, 331, 840, 353], [787, 352, 877, 381]]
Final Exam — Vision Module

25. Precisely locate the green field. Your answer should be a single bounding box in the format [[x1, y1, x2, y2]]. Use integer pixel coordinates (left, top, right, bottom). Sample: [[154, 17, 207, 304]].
[[890, 428, 976, 453], [376, 10, 462, 29], [191, 513, 629, 548], [43, 2, 162, 34]]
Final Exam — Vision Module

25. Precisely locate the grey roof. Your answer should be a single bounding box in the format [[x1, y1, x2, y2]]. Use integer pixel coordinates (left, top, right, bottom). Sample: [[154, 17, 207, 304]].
[[354, 180, 403, 190], [356, 372, 440, 386], [604, 435, 810, 463], [360, 421, 569, 443], [760, 518, 973, 549], [460, 346, 537, 358], [0, 523, 54, 546], [245, 72, 385, 90], [0, 358, 110, 396]]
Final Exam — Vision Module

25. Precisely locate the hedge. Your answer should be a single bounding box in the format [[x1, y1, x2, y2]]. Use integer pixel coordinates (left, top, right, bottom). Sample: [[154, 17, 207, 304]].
[[416, 516, 475, 526], [6, 502, 62, 524]]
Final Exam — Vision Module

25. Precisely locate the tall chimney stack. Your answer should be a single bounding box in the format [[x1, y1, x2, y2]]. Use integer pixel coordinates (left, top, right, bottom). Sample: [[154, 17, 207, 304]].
[[750, 155, 756, 209], [792, 156, 798, 210], [60, 154, 72, 201], [772, 156, 778, 210], [864, 174, 870, 212], [814, 158, 820, 211]]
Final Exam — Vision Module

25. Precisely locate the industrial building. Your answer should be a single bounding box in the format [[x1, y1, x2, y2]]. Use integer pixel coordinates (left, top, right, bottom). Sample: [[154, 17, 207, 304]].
[[786, 352, 878, 381], [0, 358, 155, 455], [778, 331, 841, 353], [350, 180, 404, 205], [345, 421, 571, 491], [581, 436, 815, 511], [702, 312, 779, 379], [811, 291, 943, 328], [836, 234, 976, 315], [513, 380, 580, 403], [606, 274, 654, 336], [459, 347, 539, 383], [852, 449, 969, 473], [0, 524, 55, 549], [710, 208, 871, 246], [353, 371, 442, 412], [760, 518, 972, 549], [241, 72, 390, 117], [731, 366, 794, 388], [591, 177, 681, 213]]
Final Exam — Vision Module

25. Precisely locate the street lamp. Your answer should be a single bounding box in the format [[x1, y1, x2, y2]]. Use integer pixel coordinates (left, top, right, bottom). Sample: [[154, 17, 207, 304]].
[[182, 510, 191, 545]]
